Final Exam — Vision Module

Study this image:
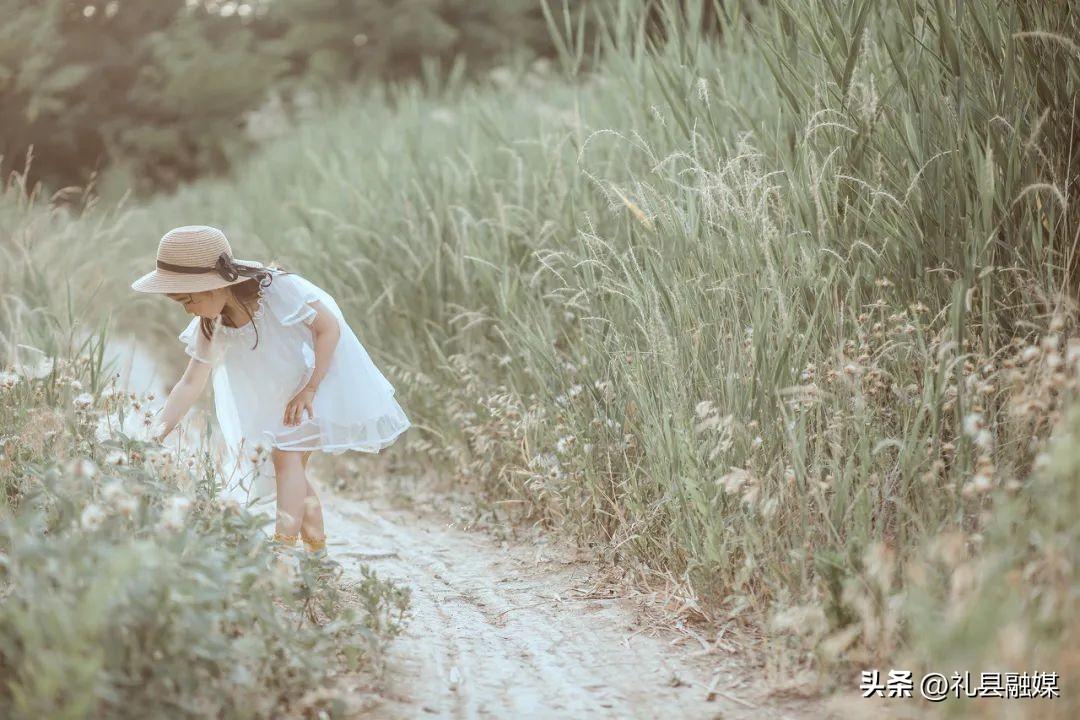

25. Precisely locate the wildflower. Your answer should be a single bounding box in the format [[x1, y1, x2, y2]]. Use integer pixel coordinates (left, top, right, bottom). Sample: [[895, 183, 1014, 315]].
[[0, 371, 18, 390], [116, 495, 138, 518], [1066, 340, 1080, 366], [962, 413, 983, 437], [13, 348, 54, 380], [81, 504, 106, 531], [69, 379, 83, 392], [101, 479, 127, 504], [751, 436, 763, 450], [218, 496, 241, 514], [105, 450, 128, 466], [1020, 345, 1040, 363], [73, 392, 94, 410], [159, 495, 192, 532], [68, 458, 98, 479], [555, 435, 576, 455], [717, 467, 752, 495]]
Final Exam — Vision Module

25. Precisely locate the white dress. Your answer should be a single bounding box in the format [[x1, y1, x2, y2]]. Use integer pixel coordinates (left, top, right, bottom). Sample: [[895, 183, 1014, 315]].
[[178, 269, 411, 501]]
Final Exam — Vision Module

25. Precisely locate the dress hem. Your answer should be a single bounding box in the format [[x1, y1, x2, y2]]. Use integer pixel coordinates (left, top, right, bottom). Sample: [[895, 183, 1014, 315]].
[[258, 420, 411, 455]]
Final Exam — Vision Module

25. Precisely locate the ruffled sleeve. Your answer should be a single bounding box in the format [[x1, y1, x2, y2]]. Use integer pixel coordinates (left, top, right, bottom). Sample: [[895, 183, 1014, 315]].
[[178, 316, 227, 367], [262, 271, 323, 327]]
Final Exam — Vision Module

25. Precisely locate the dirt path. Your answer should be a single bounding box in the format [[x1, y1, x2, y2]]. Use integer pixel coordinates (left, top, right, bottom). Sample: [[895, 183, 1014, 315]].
[[320, 483, 813, 720]]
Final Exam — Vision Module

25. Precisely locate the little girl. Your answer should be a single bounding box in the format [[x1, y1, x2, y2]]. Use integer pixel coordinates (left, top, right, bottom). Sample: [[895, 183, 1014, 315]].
[[131, 225, 411, 556]]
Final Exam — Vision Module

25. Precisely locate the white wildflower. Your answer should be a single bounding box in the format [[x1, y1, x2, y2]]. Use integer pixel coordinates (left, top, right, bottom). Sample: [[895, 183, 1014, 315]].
[[80, 504, 106, 531], [101, 479, 127, 504], [13, 345, 54, 379], [116, 495, 139, 518], [718, 467, 752, 495], [159, 495, 192, 532], [73, 392, 94, 410], [0, 371, 19, 390]]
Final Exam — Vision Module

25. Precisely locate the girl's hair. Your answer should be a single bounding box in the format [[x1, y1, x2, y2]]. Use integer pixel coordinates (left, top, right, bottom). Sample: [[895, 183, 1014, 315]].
[[198, 260, 295, 351]]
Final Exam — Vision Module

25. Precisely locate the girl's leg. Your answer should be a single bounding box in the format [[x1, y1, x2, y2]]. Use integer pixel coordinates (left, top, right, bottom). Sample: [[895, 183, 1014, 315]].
[[271, 449, 307, 539], [299, 451, 326, 542]]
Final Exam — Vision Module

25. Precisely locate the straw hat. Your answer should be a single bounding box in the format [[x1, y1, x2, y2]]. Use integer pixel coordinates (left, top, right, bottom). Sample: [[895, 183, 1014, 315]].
[[131, 225, 266, 294]]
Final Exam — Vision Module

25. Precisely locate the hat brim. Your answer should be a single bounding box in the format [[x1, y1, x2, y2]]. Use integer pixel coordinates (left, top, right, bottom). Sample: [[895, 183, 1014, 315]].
[[131, 259, 266, 294]]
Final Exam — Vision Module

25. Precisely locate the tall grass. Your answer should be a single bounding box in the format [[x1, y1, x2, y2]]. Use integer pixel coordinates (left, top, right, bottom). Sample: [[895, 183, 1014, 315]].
[[32, 0, 1078, 711]]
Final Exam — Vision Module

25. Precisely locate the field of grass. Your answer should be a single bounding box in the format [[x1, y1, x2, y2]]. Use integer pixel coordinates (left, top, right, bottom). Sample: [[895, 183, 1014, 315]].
[[3, 0, 1077, 715]]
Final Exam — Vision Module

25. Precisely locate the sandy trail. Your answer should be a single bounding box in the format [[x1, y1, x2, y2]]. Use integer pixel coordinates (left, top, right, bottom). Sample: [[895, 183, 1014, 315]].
[[321, 484, 807, 720]]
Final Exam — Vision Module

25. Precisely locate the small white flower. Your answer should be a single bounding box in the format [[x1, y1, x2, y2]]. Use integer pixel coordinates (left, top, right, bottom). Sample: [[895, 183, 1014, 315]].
[[116, 495, 139, 518], [101, 480, 127, 504], [66, 457, 98, 479], [73, 392, 94, 410], [718, 467, 752, 495], [69, 380, 83, 392], [962, 413, 983, 437], [751, 436, 764, 450], [158, 495, 192, 532], [80, 504, 106, 531], [0, 371, 19, 390]]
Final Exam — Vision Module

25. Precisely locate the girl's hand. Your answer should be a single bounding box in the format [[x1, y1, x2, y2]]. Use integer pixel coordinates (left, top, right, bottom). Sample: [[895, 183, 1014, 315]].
[[284, 387, 317, 427]]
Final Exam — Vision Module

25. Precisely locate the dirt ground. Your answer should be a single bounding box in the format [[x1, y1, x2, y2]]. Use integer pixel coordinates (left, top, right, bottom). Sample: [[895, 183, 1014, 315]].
[[318, 471, 826, 720]]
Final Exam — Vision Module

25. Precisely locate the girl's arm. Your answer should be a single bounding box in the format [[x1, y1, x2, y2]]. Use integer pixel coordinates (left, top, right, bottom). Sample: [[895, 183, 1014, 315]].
[[283, 301, 340, 426], [153, 357, 212, 442]]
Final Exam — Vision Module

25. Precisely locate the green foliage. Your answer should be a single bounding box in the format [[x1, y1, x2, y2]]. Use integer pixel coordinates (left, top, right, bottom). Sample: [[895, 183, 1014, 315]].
[[256, 0, 565, 85], [1, 0, 602, 196]]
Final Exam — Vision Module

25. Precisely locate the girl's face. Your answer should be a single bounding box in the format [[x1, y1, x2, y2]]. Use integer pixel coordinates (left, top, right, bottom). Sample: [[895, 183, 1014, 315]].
[[165, 289, 228, 318]]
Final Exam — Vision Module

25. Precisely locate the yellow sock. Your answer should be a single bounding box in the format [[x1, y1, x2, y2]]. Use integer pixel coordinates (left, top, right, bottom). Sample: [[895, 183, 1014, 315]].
[[272, 531, 299, 546], [302, 533, 326, 552]]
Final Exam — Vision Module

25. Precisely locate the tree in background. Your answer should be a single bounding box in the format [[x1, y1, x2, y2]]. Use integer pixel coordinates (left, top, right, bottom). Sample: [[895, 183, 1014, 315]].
[[0, 0, 593, 197], [253, 0, 561, 86]]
